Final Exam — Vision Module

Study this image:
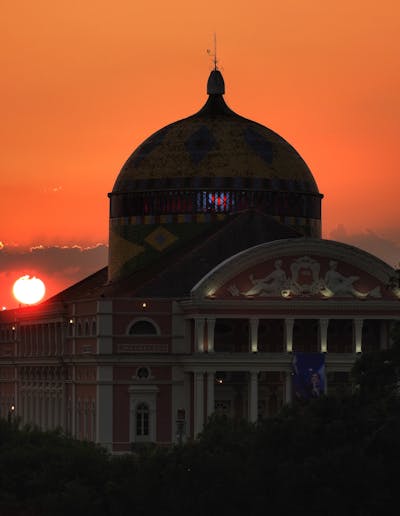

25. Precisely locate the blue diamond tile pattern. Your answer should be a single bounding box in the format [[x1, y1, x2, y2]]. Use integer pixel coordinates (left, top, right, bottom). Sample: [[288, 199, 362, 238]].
[[185, 126, 216, 164], [244, 126, 274, 164]]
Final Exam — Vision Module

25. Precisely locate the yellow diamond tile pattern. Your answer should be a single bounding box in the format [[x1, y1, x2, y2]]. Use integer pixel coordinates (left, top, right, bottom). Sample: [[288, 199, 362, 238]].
[[109, 230, 145, 279], [145, 226, 178, 252]]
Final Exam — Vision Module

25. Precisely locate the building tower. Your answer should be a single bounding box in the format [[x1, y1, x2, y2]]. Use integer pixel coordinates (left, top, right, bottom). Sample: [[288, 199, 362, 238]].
[[108, 70, 322, 283]]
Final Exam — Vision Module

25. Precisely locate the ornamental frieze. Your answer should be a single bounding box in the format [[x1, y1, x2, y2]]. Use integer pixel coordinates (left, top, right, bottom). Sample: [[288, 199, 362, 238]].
[[219, 256, 386, 300]]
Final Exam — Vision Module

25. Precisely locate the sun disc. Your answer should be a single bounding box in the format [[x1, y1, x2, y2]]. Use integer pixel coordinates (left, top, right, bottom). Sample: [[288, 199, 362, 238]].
[[12, 275, 46, 305]]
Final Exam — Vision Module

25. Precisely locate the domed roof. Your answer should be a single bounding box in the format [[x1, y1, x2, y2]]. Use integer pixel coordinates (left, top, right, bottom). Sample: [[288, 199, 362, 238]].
[[113, 70, 319, 194]]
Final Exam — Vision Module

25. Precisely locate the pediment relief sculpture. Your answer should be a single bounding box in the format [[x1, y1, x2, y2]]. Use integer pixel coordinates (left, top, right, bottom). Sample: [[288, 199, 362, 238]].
[[227, 256, 383, 299]]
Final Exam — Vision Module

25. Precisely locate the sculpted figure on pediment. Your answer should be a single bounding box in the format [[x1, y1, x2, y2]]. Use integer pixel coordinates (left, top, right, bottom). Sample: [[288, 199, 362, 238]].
[[226, 255, 382, 299], [227, 284, 240, 296], [243, 260, 288, 296], [321, 260, 381, 299]]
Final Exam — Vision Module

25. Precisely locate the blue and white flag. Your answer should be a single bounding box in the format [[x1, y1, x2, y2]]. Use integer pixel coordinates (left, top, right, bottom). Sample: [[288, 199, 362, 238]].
[[292, 353, 325, 400]]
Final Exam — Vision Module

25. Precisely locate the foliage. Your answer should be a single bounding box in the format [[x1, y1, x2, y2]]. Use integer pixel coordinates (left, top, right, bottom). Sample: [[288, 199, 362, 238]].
[[0, 422, 109, 516], [1, 331, 400, 515], [352, 321, 400, 400]]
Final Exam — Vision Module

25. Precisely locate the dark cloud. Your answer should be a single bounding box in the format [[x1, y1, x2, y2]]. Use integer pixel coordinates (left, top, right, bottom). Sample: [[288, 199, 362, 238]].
[[0, 244, 107, 277], [329, 225, 400, 268]]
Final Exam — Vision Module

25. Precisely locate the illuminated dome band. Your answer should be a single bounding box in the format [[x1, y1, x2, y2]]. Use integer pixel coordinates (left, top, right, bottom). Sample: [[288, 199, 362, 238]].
[[110, 70, 321, 223]]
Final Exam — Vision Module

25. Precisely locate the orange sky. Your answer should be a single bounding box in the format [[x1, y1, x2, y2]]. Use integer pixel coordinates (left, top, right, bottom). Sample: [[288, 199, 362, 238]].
[[0, 0, 399, 307]]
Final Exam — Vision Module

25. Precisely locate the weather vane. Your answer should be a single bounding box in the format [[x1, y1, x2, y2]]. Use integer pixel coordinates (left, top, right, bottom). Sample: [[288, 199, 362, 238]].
[[207, 33, 219, 71]]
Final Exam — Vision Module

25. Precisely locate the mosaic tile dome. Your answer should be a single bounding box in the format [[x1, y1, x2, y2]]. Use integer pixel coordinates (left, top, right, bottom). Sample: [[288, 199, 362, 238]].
[[112, 70, 319, 195], [108, 70, 323, 282]]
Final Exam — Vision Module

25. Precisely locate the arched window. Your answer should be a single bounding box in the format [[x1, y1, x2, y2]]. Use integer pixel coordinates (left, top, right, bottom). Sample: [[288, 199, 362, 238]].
[[136, 403, 149, 436], [129, 320, 158, 336], [137, 367, 150, 379]]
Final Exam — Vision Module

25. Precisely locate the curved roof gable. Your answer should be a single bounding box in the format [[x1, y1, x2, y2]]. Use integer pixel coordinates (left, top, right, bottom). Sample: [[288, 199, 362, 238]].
[[191, 238, 399, 302]]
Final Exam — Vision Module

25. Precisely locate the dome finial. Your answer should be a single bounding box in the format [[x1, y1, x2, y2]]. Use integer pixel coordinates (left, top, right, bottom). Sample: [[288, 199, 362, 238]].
[[206, 33, 225, 95]]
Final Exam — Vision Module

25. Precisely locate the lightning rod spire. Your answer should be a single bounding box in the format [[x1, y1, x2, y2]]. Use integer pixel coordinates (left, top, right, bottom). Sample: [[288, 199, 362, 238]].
[[207, 33, 219, 71], [213, 33, 218, 70]]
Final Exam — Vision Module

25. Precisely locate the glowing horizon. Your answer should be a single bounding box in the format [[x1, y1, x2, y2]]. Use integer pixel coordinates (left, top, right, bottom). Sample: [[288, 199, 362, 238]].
[[0, 0, 399, 308]]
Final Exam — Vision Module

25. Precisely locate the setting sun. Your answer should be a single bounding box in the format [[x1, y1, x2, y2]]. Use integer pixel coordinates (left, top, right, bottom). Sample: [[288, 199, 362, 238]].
[[12, 275, 46, 305]]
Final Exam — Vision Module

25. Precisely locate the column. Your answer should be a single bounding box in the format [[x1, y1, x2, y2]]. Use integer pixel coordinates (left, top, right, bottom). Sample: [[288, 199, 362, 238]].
[[20, 392, 25, 424], [60, 380, 66, 431], [319, 319, 329, 353], [353, 319, 364, 353], [83, 400, 88, 439], [45, 394, 50, 430], [249, 319, 259, 353], [91, 401, 96, 441], [41, 394, 46, 429], [27, 327, 30, 355], [379, 320, 388, 350], [54, 323, 59, 355], [207, 318, 215, 353], [34, 325, 37, 355], [193, 372, 204, 437], [54, 391, 60, 428], [206, 371, 214, 418], [194, 318, 205, 353], [285, 371, 292, 404], [39, 325, 43, 355], [14, 366, 18, 421], [76, 400, 81, 438], [324, 369, 328, 395], [26, 393, 30, 423], [285, 318, 294, 353], [97, 300, 113, 354], [96, 366, 113, 450], [48, 324, 52, 356], [249, 371, 258, 423], [37, 396, 44, 430], [14, 328, 18, 358]]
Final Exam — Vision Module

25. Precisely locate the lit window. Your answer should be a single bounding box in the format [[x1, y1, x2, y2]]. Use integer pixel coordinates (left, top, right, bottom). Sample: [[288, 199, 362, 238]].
[[196, 191, 235, 212], [207, 192, 230, 210]]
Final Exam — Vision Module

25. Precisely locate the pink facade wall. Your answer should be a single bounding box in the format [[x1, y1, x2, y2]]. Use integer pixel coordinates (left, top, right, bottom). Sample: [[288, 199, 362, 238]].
[[113, 365, 172, 449]]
